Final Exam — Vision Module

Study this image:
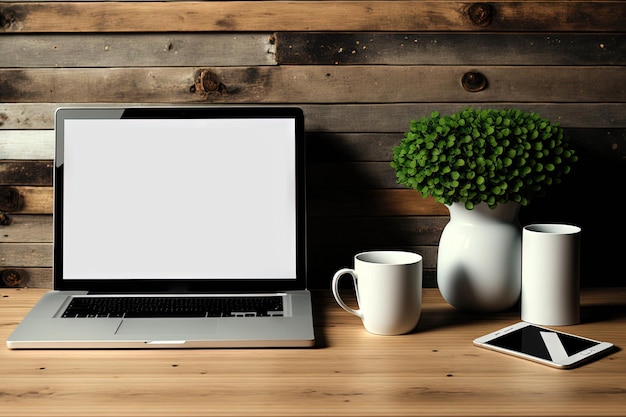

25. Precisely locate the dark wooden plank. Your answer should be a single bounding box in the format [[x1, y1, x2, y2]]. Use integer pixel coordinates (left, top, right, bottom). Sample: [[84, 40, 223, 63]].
[[302, 104, 626, 131], [2, 186, 448, 216], [306, 129, 626, 163], [0, 160, 52, 186], [1, 2, 623, 33], [1, 127, 624, 163], [1, 66, 623, 103], [311, 245, 440, 271], [6, 136, 623, 192], [0, 33, 276, 68], [276, 33, 626, 65], [0, 135, 626, 193], [307, 133, 400, 162], [308, 215, 448, 247], [5, 137, 621, 193], [3, 104, 625, 130], [308, 189, 448, 217], [309, 162, 400, 189], [308, 245, 440, 288]]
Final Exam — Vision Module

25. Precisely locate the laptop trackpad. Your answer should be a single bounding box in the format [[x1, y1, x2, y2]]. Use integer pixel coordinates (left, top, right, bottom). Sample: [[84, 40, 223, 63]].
[[116, 319, 217, 337]]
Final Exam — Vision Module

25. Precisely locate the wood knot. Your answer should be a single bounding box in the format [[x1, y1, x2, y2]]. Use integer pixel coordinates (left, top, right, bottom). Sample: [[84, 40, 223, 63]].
[[0, 5, 22, 31], [461, 71, 488, 92], [0, 186, 23, 212], [0, 212, 11, 225], [193, 70, 228, 95], [468, 3, 493, 27], [1, 269, 28, 287]]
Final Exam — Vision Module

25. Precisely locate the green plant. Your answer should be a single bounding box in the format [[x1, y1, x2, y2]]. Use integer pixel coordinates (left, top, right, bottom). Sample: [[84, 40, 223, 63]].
[[390, 107, 578, 209]]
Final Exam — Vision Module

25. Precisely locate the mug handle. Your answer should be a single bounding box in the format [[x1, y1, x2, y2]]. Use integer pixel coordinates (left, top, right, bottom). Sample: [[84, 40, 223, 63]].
[[331, 268, 363, 319]]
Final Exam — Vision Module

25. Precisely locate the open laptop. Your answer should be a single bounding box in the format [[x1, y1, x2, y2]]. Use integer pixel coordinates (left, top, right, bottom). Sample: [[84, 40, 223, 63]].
[[7, 106, 315, 349]]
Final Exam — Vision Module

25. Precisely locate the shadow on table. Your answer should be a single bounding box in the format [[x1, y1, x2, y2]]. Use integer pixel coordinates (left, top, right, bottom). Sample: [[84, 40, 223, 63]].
[[580, 303, 626, 324], [414, 301, 626, 334]]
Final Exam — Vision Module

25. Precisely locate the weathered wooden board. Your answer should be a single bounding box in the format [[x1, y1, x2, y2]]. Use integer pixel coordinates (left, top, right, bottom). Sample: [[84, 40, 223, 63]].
[[0, 267, 50, 288], [2, 145, 622, 194], [0, 185, 447, 217], [308, 189, 449, 216], [1, 66, 623, 103], [0, 160, 52, 186], [0, 214, 52, 243], [4, 159, 405, 189], [309, 215, 448, 247], [2, 129, 624, 170], [309, 162, 400, 189], [3, 104, 625, 131], [308, 130, 626, 162], [308, 244, 440, 287], [0, 33, 276, 68], [3, 32, 623, 68], [0, 186, 448, 218], [276, 33, 626, 65], [309, 245, 439, 269], [6, 144, 623, 199], [0, 159, 398, 190], [0, 0, 623, 290], [0, 215, 447, 250], [0, 214, 446, 288], [309, 214, 445, 284], [4, 130, 622, 192], [309, 241, 441, 264], [0, 243, 52, 267], [0, 130, 53, 159], [0, 186, 52, 214], [0, 1, 623, 33]]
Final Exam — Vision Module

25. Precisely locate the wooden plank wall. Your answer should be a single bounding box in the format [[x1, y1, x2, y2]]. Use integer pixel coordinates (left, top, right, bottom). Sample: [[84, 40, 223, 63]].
[[1, 1, 625, 289]]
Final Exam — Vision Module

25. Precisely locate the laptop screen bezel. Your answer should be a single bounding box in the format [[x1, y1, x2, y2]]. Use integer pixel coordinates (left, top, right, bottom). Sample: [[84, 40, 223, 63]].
[[53, 106, 307, 293]]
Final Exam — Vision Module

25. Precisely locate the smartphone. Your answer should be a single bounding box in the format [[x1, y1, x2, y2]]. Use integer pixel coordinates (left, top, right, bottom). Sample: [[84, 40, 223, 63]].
[[473, 321, 614, 369]]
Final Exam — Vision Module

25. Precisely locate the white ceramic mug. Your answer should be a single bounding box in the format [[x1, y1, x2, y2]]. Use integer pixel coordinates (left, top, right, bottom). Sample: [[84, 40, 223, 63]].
[[331, 251, 423, 335], [521, 224, 582, 326]]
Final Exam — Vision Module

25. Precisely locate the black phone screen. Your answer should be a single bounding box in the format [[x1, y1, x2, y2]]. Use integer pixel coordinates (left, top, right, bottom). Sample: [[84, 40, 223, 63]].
[[485, 325, 599, 361]]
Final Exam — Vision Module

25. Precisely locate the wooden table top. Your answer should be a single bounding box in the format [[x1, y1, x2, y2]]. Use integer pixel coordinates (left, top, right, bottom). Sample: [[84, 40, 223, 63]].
[[1, 287, 625, 416]]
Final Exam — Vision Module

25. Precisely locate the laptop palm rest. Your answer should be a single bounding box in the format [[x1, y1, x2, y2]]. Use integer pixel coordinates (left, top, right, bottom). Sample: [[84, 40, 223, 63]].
[[116, 319, 218, 337], [9, 319, 123, 340]]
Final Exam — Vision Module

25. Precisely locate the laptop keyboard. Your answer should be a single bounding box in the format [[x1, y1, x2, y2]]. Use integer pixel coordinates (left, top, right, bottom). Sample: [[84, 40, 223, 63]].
[[61, 296, 284, 318]]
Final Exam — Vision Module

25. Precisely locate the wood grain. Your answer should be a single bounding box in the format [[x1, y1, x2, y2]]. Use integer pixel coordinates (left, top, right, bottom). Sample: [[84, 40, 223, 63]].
[[0, 161, 52, 186], [1, 66, 623, 103], [0, 33, 276, 68], [0, 287, 624, 416], [0, 186, 52, 214], [1, 1, 624, 33], [0, 243, 51, 267], [276, 32, 626, 65], [2, 104, 625, 130], [5, 32, 624, 68], [1, 129, 624, 165], [0, 215, 52, 243]]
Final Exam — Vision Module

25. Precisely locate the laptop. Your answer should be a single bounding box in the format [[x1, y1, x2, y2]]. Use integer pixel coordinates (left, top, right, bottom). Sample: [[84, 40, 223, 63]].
[[7, 106, 315, 349]]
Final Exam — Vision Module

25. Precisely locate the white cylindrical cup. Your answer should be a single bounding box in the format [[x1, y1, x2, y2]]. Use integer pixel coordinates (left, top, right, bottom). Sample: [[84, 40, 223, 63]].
[[521, 224, 581, 326], [331, 251, 422, 335]]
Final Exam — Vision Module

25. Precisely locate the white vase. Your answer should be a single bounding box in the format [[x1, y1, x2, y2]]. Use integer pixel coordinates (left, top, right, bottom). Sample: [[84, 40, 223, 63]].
[[437, 202, 521, 311]]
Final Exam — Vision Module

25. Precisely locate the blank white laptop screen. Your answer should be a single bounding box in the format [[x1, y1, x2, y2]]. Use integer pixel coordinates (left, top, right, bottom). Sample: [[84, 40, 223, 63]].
[[61, 117, 297, 280]]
